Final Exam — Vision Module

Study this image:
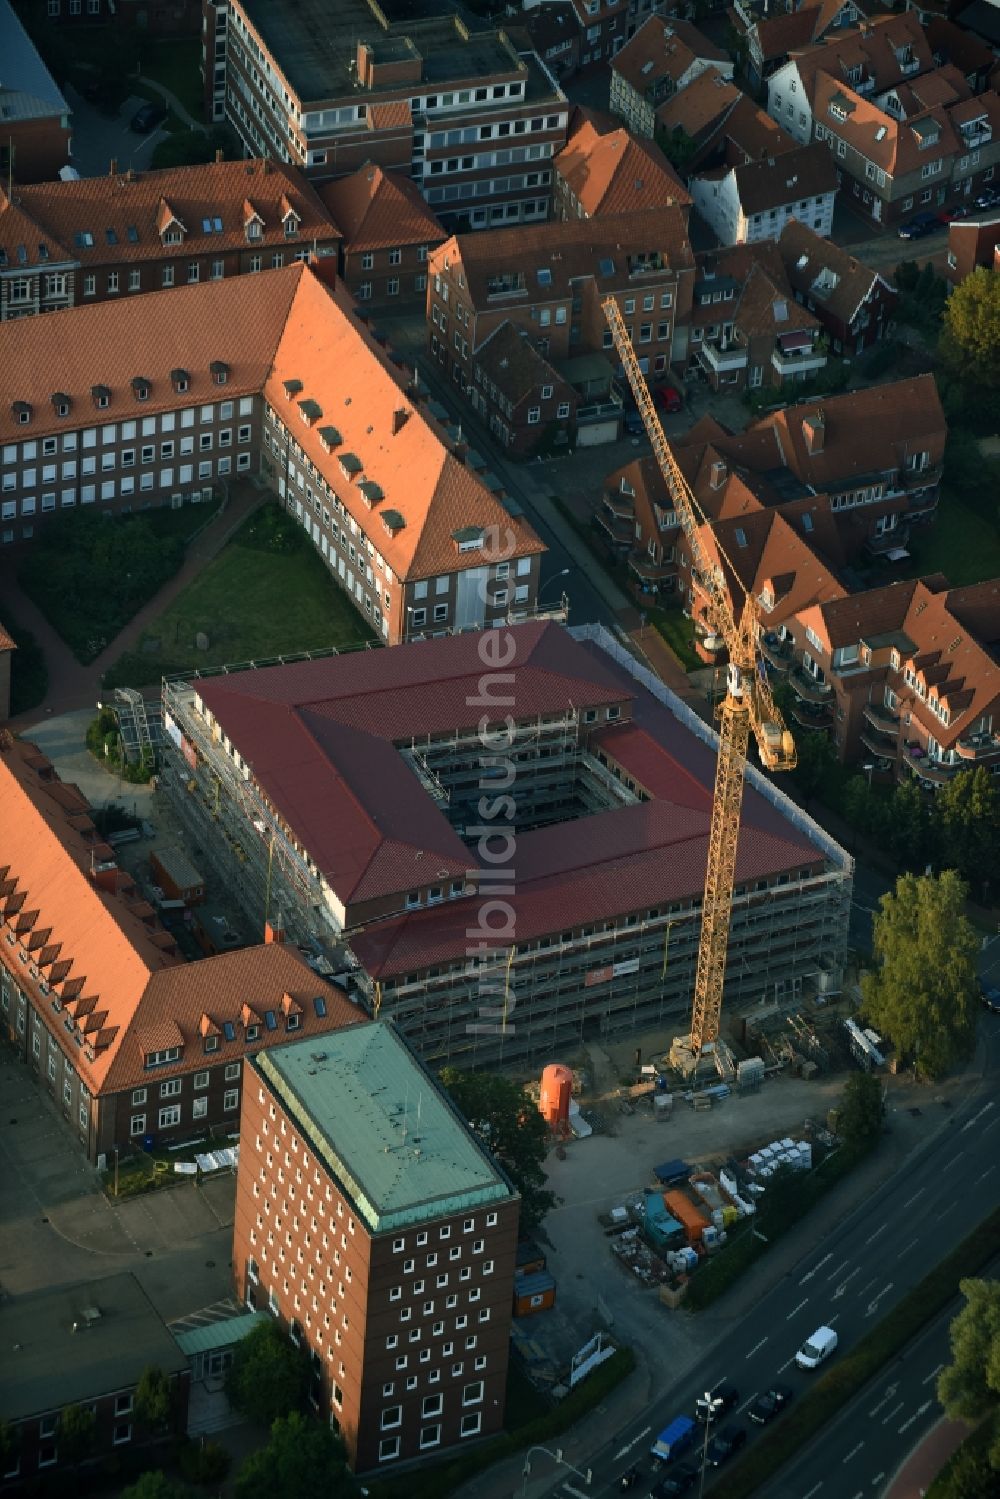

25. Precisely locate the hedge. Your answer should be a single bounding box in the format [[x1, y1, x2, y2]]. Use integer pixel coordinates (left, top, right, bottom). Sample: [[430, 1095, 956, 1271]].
[[710, 1207, 1000, 1497]]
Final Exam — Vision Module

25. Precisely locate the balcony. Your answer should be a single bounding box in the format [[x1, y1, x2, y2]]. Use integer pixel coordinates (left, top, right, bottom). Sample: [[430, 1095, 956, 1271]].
[[578, 396, 624, 425], [701, 340, 747, 374], [955, 730, 1000, 762], [603, 491, 635, 521], [759, 631, 794, 672], [860, 726, 897, 758], [862, 701, 899, 737], [596, 508, 633, 548], [790, 666, 834, 705], [789, 699, 834, 731], [771, 345, 828, 378], [628, 550, 675, 583], [906, 749, 957, 786], [866, 524, 911, 557]]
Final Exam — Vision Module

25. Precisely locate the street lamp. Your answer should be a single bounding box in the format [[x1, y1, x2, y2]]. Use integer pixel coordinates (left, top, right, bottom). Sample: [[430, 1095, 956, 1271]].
[[697, 1392, 724, 1499], [537, 568, 570, 608], [521, 1445, 591, 1498]]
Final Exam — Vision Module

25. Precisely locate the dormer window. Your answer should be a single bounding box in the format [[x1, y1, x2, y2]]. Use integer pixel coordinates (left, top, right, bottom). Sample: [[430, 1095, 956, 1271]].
[[171, 368, 190, 393], [132, 376, 151, 402], [163, 226, 183, 245], [298, 398, 322, 426], [282, 379, 303, 401], [51, 392, 71, 417], [282, 209, 301, 239], [210, 361, 230, 386], [246, 216, 263, 242], [92, 385, 111, 409], [13, 401, 33, 425]]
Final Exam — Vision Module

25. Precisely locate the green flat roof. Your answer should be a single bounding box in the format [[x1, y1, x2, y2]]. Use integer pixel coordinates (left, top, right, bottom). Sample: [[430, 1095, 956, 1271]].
[[173, 1311, 267, 1358], [256, 1023, 514, 1234]]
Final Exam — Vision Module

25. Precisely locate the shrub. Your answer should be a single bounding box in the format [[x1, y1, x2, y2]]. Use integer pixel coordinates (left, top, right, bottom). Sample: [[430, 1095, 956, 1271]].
[[178, 1437, 231, 1485]]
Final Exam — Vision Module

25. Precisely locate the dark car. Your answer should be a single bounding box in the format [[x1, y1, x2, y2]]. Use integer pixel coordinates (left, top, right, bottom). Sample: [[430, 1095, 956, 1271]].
[[938, 203, 973, 223], [695, 1383, 740, 1423], [653, 383, 683, 414], [974, 188, 1000, 210], [131, 99, 167, 133], [748, 1385, 793, 1425], [706, 1426, 748, 1467], [981, 983, 1000, 1014], [651, 1466, 697, 1496], [619, 1464, 642, 1490], [622, 401, 646, 436], [897, 211, 939, 240]]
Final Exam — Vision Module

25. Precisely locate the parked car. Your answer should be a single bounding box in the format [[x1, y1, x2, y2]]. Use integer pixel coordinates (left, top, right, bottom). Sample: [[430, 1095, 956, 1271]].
[[938, 204, 973, 223], [131, 99, 167, 133], [749, 1385, 793, 1424], [622, 401, 646, 437], [897, 211, 939, 240], [796, 1325, 839, 1370], [974, 188, 1000, 210], [705, 1426, 748, 1467], [980, 983, 1000, 1014], [695, 1383, 740, 1423], [651, 1466, 697, 1496], [653, 383, 683, 414]]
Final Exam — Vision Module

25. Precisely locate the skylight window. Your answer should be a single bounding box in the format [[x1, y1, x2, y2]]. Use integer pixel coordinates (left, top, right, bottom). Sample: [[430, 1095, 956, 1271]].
[[875, 125, 887, 141], [222, 1020, 236, 1042], [106, 228, 118, 244], [126, 225, 139, 243], [537, 267, 552, 286], [796, 253, 809, 269], [735, 528, 748, 547]]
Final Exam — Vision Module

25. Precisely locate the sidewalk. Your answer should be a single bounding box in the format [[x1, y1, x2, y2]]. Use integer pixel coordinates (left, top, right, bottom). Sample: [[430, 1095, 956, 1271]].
[[3, 483, 266, 729], [884, 1416, 970, 1498], [137, 75, 205, 133]]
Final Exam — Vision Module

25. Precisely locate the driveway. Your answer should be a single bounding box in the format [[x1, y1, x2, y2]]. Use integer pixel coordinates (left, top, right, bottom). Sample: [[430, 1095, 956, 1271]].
[[67, 82, 168, 178]]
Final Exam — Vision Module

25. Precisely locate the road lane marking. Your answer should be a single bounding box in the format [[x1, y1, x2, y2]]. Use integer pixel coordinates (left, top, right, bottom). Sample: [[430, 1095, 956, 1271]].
[[882, 1403, 905, 1425], [922, 1363, 944, 1386], [746, 1338, 768, 1359], [563, 1486, 590, 1499], [801, 1253, 833, 1284], [843, 1441, 865, 1462], [737, 1394, 758, 1414], [872, 1474, 885, 1487], [828, 1314, 840, 1325], [802, 1484, 824, 1498], [613, 1426, 650, 1460], [786, 1298, 809, 1321], [859, 1278, 878, 1297], [778, 1356, 796, 1373], [897, 1237, 920, 1258], [901, 1188, 925, 1209], [866, 1282, 895, 1317], [833, 1269, 862, 1299], [827, 1259, 851, 1281], [864, 1223, 887, 1246], [974, 1166, 996, 1184], [868, 1382, 899, 1416]]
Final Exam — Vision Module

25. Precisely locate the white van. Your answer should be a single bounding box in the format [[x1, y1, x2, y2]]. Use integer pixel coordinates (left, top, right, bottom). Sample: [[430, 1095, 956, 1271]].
[[795, 1325, 838, 1370]]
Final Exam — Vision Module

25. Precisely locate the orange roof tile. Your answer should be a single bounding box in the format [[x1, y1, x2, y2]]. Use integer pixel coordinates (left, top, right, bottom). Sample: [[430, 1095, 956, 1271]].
[[0, 622, 15, 652], [368, 100, 412, 131], [318, 163, 444, 253], [778, 217, 893, 328], [613, 15, 729, 96], [554, 114, 691, 214], [654, 69, 741, 146]]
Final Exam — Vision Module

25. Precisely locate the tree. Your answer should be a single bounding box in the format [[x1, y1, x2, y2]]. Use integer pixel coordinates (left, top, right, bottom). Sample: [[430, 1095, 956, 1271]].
[[57, 1403, 97, 1465], [861, 870, 978, 1078], [235, 1412, 354, 1499], [941, 267, 1000, 386], [440, 1068, 556, 1232], [935, 766, 1000, 893], [790, 729, 839, 805], [225, 1320, 310, 1427], [122, 1473, 189, 1499], [884, 778, 931, 869], [837, 1071, 884, 1154], [134, 1366, 175, 1431], [938, 1278, 1000, 1469]]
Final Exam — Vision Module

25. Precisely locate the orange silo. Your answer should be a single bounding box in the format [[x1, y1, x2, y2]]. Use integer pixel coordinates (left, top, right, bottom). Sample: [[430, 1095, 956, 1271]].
[[539, 1064, 573, 1128]]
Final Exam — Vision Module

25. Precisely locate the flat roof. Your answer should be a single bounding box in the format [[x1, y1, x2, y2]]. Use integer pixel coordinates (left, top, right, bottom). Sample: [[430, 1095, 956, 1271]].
[[255, 1023, 515, 1233], [0, 1272, 188, 1422]]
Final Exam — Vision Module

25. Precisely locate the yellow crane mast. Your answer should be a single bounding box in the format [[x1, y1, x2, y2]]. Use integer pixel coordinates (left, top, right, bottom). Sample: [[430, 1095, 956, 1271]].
[[602, 297, 797, 1060]]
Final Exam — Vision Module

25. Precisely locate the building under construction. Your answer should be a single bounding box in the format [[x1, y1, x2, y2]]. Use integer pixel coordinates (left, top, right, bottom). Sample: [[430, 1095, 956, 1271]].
[[159, 621, 852, 1069]]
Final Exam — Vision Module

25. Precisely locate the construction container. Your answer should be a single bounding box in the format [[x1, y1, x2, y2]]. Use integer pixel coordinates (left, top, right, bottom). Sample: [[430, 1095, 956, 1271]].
[[516, 1241, 546, 1276], [663, 1190, 710, 1246], [514, 1269, 556, 1317], [191, 906, 241, 957], [539, 1064, 573, 1128], [149, 845, 205, 906], [653, 1094, 673, 1122], [643, 1191, 683, 1248]]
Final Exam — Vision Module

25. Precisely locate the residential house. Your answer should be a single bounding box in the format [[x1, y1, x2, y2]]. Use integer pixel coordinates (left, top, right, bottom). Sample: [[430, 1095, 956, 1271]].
[[952, 0, 1000, 52], [652, 68, 742, 166], [766, 13, 936, 146], [778, 217, 896, 352], [610, 15, 733, 137], [426, 208, 695, 409], [0, 159, 341, 321], [468, 321, 579, 456], [737, 0, 886, 92], [925, 17, 995, 93], [690, 141, 838, 245], [513, 3, 583, 82], [596, 452, 681, 596], [946, 211, 1000, 280], [0, 1273, 190, 1488], [0, 0, 71, 184], [552, 109, 691, 219], [0, 263, 545, 638], [206, 0, 569, 230], [791, 575, 1000, 779], [686, 243, 828, 391], [319, 163, 445, 308], [808, 71, 1000, 227], [234, 1023, 520, 1471]]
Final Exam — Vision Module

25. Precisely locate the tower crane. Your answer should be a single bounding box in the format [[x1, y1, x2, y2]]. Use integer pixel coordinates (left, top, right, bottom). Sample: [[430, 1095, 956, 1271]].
[[603, 297, 797, 1065]]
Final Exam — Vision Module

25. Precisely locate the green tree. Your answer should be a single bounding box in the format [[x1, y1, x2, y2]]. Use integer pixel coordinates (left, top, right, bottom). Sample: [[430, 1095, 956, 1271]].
[[122, 1473, 189, 1499], [861, 870, 978, 1078], [884, 778, 931, 868], [655, 125, 698, 175], [440, 1068, 556, 1232], [934, 766, 1000, 893], [225, 1320, 310, 1427], [938, 1278, 1000, 1469], [837, 1071, 885, 1153], [134, 1366, 175, 1431], [893, 259, 920, 293], [941, 267, 1000, 385], [57, 1403, 97, 1465], [790, 728, 839, 804], [234, 1412, 354, 1499]]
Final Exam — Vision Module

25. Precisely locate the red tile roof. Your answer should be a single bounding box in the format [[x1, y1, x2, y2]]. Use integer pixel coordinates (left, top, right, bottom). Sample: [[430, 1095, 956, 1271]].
[[613, 15, 730, 96], [0, 622, 15, 652], [318, 163, 444, 253], [554, 114, 692, 214]]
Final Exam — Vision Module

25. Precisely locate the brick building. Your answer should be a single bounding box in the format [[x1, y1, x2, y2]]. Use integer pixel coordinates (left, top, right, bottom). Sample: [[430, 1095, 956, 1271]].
[[0, 263, 545, 640], [609, 16, 732, 138], [469, 321, 579, 456], [205, 0, 569, 230], [0, 159, 341, 320], [0, 0, 72, 184], [690, 141, 838, 245], [946, 211, 1000, 281], [0, 733, 361, 1163], [161, 621, 853, 1070], [777, 218, 895, 353], [319, 163, 445, 308], [234, 1022, 519, 1472], [552, 109, 691, 219], [0, 1273, 190, 1489]]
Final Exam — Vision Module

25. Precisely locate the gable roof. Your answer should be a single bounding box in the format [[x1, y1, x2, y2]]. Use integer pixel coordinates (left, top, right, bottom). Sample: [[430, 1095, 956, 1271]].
[[811, 70, 977, 176], [474, 320, 569, 404], [554, 113, 691, 214], [722, 142, 839, 214], [654, 68, 741, 146], [778, 216, 892, 326], [613, 14, 730, 97], [318, 163, 444, 253], [785, 13, 935, 103], [717, 93, 803, 165]]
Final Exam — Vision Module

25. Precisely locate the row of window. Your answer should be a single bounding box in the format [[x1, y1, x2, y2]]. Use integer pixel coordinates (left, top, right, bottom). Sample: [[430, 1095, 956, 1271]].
[[0, 459, 249, 518], [1, 401, 255, 465], [131, 1063, 240, 1103], [377, 1412, 482, 1462], [130, 1089, 238, 1135], [1, 426, 252, 487]]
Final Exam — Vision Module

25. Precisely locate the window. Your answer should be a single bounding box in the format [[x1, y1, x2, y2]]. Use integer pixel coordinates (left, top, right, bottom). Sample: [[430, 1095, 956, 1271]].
[[461, 1412, 482, 1437], [420, 1425, 442, 1450], [527, 407, 540, 426], [422, 1394, 444, 1417], [130, 1114, 146, 1136], [159, 1104, 181, 1128], [381, 1406, 402, 1430], [193, 1070, 209, 1091], [224, 1089, 239, 1111], [160, 1078, 181, 1098], [131, 1088, 147, 1105], [379, 1437, 400, 1462], [225, 1062, 240, 1080], [192, 1097, 208, 1119]]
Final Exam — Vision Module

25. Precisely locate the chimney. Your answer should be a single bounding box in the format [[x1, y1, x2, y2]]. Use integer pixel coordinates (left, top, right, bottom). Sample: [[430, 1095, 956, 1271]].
[[264, 912, 286, 945], [216, 148, 224, 164], [109, 158, 118, 177], [392, 407, 410, 436], [710, 458, 727, 489], [802, 411, 825, 455]]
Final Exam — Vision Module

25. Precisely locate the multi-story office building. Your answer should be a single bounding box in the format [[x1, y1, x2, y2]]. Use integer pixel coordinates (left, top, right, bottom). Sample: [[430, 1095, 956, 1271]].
[[0, 262, 545, 641], [0, 160, 341, 321], [160, 620, 853, 1071], [235, 1022, 519, 1471], [204, 0, 570, 229]]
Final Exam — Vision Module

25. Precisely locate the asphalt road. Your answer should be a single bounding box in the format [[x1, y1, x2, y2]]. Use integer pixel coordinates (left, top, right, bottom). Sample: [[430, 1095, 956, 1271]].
[[540, 1012, 1000, 1499]]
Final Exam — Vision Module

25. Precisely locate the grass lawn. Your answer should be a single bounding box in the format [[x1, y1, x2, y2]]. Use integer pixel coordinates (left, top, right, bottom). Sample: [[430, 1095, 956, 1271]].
[[134, 35, 204, 119], [103, 506, 377, 689], [646, 604, 701, 672], [904, 492, 1000, 586]]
